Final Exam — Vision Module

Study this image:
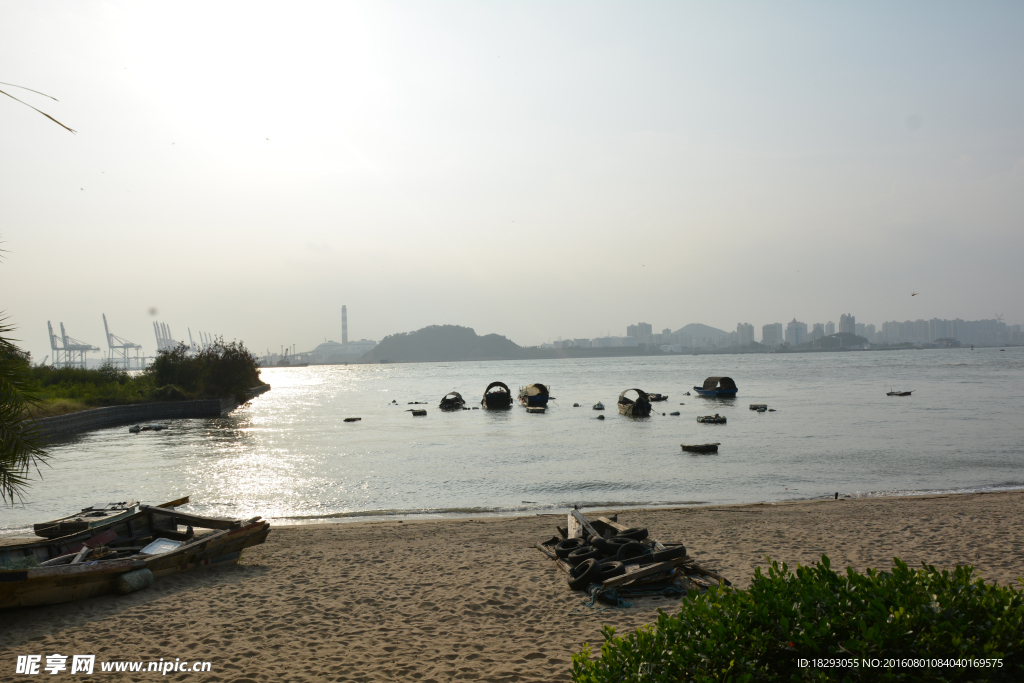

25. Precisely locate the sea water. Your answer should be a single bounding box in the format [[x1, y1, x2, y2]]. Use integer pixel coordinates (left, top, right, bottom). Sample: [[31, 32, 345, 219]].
[[3, 347, 1023, 532]]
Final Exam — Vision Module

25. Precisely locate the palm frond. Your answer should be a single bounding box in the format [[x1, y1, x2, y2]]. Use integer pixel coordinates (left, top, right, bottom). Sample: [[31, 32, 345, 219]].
[[0, 85, 76, 134]]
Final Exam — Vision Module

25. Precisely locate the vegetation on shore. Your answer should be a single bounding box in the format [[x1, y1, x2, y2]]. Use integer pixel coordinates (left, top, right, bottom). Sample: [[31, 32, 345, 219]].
[[572, 555, 1023, 682], [22, 339, 264, 419]]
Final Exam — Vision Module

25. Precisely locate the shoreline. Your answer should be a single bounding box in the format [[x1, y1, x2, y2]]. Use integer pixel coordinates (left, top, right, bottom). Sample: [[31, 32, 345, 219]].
[[3, 489, 1022, 681]]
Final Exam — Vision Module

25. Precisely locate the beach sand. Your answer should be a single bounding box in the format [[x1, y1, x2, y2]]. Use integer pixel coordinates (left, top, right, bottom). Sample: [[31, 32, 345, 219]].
[[2, 491, 1022, 681]]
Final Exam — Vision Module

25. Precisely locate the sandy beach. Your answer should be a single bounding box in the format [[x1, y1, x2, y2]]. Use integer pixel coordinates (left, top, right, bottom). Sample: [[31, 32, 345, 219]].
[[3, 491, 1023, 681]]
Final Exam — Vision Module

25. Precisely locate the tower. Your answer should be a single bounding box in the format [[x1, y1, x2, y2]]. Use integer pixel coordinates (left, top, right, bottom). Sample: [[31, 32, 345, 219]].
[[342, 305, 348, 345]]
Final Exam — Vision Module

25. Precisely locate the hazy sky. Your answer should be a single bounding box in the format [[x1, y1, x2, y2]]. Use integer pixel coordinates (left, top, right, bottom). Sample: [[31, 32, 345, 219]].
[[3, 1, 1022, 360]]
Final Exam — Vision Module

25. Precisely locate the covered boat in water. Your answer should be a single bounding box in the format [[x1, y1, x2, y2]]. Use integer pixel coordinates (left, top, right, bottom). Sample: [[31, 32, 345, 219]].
[[693, 376, 738, 398], [518, 383, 550, 408], [617, 389, 652, 417], [0, 502, 270, 609], [438, 392, 466, 411], [481, 382, 513, 409]]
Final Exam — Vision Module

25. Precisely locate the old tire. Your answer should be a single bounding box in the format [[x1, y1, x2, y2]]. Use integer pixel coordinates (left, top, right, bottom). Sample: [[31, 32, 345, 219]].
[[566, 545, 602, 566], [598, 560, 625, 581], [615, 527, 649, 541], [555, 538, 586, 559], [651, 545, 688, 562], [588, 534, 612, 554], [567, 558, 602, 591], [604, 537, 635, 555], [616, 541, 646, 562]]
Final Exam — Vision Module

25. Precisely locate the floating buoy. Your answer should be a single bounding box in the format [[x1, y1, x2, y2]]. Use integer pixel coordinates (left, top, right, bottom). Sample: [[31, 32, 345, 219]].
[[670, 411, 680, 416], [597, 415, 605, 420]]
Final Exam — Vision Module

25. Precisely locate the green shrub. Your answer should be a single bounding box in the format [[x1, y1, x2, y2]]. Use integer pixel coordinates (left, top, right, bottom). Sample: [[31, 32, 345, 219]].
[[147, 339, 262, 402], [572, 556, 1024, 682]]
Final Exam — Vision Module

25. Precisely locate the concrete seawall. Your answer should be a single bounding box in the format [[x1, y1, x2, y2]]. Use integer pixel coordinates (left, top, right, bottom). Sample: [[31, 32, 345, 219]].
[[32, 385, 271, 441]]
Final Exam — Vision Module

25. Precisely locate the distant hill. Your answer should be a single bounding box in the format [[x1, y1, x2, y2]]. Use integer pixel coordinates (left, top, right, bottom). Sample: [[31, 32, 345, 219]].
[[672, 323, 730, 339], [360, 325, 523, 363]]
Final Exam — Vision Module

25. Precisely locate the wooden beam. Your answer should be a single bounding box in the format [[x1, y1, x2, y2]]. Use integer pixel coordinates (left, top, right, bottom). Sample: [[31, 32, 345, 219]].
[[569, 509, 601, 540], [139, 506, 239, 530], [70, 546, 90, 564], [156, 496, 190, 509], [601, 561, 675, 588], [686, 561, 732, 586]]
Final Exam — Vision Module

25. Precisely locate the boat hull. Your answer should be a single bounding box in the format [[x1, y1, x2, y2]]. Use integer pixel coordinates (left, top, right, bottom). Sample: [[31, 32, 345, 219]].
[[693, 387, 738, 398]]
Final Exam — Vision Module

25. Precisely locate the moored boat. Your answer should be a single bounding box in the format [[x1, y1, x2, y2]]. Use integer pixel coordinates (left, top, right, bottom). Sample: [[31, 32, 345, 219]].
[[886, 390, 913, 396], [696, 414, 727, 424], [681, 443, 720, 453], [617, 389, 652, 417], [438, 392, 466, 411], [518, 383, 550, 408], [693, 377, 738, 398], [592, 401, 605, 411], [481, 382, 513, 409], [648, 393, 669, 402]]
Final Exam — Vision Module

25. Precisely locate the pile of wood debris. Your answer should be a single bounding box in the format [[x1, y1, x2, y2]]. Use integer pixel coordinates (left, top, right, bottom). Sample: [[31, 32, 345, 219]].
[[535, 508, 730, 606]]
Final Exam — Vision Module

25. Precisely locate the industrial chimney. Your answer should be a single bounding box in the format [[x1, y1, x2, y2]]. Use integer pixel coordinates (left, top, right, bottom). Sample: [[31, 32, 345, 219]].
[[341, 305, 348, 345]]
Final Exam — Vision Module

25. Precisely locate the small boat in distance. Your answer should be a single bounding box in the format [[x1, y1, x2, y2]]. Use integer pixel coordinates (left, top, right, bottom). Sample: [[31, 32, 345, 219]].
[[593, 401, 605, 411], [481, 382, 513, 410], [697, 414, 727, 424], [681, 443, 720, 453], [618, 389, 652, 417], [886, 389, 913, 396], [518, 384, 550, 408], [439, 392, 466, 411], [693, 377, 738, 398], [648, 393, 669, 402]]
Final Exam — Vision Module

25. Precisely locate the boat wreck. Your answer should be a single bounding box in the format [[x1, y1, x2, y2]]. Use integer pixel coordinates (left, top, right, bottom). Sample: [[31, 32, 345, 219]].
[[33, 497, 189, 540], [481, 382, 513, 410], [0, 501, 270, 609], [535, 509, 730, 606], [438, 392, 466, 411], [693, 377, 738, 398], [617, 389, 652, 417], [518, 383, 550, 408]]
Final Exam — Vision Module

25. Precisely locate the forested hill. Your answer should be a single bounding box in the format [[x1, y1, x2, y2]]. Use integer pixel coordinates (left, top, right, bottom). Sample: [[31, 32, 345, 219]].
[[360, 325, 523, 363]]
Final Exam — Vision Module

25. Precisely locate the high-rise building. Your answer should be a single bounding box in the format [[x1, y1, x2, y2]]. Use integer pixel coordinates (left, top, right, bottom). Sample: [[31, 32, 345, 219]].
[[811, 323, 825, 340], [762, 323, 783, 348], [785, 319, 808, 346], [839, 314, 856, 335], [825, 321, 836, 336], [638, 322, 653, 345], [736, 323, 755, 346]]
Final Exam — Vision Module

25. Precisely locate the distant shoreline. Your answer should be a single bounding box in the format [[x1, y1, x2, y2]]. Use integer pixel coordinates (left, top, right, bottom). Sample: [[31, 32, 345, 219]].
[[295, 343, 1019, 366]]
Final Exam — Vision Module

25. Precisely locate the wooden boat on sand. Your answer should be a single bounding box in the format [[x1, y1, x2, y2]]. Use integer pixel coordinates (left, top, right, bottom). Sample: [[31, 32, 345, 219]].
[[0, 502, 270, 609], [33, 496, 189, 539]]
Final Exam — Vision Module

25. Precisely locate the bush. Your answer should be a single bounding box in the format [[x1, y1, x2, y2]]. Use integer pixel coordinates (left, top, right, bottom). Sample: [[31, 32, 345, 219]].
[[571, 556, 1024, 682], [147, 339, 262, 402]]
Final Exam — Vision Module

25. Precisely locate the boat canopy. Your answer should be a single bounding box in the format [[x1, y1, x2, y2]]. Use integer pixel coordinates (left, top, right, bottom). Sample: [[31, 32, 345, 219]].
[[701, 377, 737, 390], [618, 388, 650, 405], [522, 383, 549, 397], [484, 381, 510, 395]]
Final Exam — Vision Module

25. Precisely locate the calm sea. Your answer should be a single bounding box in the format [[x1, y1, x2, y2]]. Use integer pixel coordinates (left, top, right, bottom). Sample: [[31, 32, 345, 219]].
[[4, 348, 1023, 533]]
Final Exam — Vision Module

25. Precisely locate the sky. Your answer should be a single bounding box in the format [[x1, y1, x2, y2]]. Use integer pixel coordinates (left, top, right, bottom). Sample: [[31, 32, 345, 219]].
[[2, 1, 1022, 360]]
